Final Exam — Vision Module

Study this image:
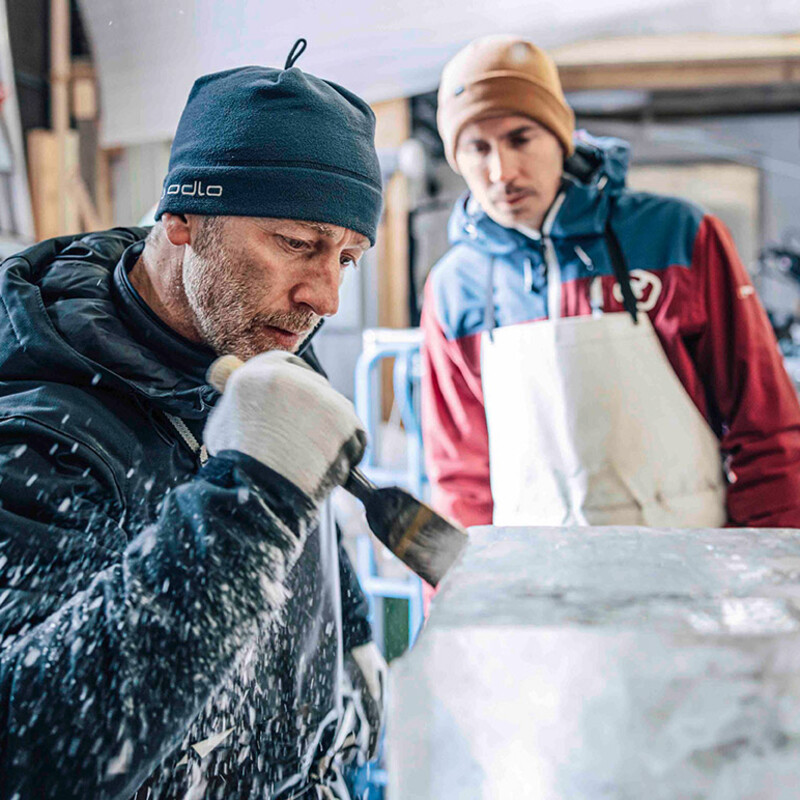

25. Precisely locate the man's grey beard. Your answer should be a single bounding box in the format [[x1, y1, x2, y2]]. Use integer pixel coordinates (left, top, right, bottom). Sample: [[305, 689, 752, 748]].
[[233, 308, 319, 356], [183, 220, 319, 359]]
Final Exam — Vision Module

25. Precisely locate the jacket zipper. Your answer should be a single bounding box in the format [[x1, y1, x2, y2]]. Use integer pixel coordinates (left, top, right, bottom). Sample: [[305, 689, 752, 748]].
[[165, 412, 208, 466]]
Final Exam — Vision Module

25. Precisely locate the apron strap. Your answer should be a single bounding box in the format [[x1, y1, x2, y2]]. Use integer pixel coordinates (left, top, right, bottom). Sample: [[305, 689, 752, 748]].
[[604, 198, 638, 324], [483, 257, 496, 339]]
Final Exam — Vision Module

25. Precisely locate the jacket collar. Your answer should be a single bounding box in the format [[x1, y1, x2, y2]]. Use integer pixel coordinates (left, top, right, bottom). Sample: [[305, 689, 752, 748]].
[[113, 240, 217, 386], [0, 228, 217, 419]]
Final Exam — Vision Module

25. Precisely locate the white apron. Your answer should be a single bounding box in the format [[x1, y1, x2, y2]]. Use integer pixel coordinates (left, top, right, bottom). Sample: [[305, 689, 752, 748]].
[[481, 215, 727, 528]]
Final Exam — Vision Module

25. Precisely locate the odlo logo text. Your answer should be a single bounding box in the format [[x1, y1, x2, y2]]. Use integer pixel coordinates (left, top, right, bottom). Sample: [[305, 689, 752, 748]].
[[162, 180, 223, 198]]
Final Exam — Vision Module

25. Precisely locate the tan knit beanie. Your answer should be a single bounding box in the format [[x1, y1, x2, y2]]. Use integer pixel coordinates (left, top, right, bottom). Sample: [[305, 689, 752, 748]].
[[437, 35, 575, 172]]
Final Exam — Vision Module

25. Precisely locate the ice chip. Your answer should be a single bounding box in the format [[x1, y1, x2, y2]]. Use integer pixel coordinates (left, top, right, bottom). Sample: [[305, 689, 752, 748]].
[[106, 738, 133, 776]]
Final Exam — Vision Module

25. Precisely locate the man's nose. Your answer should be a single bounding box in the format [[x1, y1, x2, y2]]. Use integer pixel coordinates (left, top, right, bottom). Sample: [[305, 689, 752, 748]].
[[488, 146, 517, 185], [290, 255, 341, 317]]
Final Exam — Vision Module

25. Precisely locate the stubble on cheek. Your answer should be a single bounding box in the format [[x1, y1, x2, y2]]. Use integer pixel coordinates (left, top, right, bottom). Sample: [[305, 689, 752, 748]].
[[183, 231, 319, 359], [182, 230, 257, 357]]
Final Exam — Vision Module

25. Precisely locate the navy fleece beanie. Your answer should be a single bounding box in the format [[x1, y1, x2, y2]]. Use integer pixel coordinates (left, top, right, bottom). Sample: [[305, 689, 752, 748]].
[[155, 42, 382, 244]]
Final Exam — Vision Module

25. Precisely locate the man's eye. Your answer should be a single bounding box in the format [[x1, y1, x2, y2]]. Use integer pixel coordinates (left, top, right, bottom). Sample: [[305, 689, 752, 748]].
[[341, 255, 360, 269], [510, 136, 530, 148], [280, 236, 310, 250]]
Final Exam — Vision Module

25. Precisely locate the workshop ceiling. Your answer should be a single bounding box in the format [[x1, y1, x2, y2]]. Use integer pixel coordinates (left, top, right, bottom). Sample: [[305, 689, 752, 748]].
[[78, 0, 800, 147]]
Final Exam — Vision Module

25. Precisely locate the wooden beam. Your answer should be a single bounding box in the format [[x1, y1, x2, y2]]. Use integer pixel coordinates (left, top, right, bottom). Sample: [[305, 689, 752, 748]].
[[69, 59, 108, 222], [72, 78, 97, 121], [70, 57, 94, 81], [552, 34, 800, 92], [27, 128, 79, 240], [70, 173, 101, 231], [559, 57, 800, 93], [552, 34, 800, 66], [372, 98, 411, 419], [49, 0, 70, 133], [49, 0, 71, 235], [373, 97, 411, 333], [27, 130, 58, 240], [96, 148, 114, 228], [381, 171, 411, 319]]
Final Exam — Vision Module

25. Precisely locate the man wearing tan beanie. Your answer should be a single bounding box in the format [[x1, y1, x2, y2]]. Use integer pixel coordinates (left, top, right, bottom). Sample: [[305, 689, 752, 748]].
[[421, 34, 800, 537]]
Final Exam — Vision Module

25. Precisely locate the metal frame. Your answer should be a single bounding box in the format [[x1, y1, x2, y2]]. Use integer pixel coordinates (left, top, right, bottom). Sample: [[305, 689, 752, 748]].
[[353, 327, 425, 646]]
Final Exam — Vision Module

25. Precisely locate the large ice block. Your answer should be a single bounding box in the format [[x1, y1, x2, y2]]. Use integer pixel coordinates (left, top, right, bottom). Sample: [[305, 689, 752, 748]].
[[389, 526, 800, 799]]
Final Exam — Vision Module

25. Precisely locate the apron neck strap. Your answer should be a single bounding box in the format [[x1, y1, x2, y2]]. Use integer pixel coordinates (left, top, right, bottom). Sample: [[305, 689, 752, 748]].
[[605, 198, 638, 324], [484, 257, 496, 338]]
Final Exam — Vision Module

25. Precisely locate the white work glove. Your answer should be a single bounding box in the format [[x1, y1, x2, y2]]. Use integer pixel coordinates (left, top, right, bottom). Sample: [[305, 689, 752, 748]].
[[204, 352, 366, 502], [344, 641, 387, 761]]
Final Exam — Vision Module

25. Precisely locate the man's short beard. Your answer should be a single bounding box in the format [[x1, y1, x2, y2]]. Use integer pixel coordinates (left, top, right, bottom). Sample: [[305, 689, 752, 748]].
[[183, 217, 318, 360]]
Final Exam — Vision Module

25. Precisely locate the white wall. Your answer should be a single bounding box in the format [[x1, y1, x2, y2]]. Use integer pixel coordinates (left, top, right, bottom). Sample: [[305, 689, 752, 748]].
[[111, 140, 171, 227]]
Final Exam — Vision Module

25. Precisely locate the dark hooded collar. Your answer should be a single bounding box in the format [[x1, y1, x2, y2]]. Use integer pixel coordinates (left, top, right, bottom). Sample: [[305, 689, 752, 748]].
[[0, 228, 218, 419], [112, 240, 217, 386]]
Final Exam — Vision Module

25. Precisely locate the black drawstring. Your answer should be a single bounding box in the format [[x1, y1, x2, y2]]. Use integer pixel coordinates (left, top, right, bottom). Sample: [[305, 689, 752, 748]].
[[284, 38, 307, 69], [604, 198, 638, 324]]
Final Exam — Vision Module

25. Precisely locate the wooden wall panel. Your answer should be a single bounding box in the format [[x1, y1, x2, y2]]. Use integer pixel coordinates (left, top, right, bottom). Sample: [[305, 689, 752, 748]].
[[553, 35, 800, 92], [27, 127, 79, 239], [372, 98, 411, 419]]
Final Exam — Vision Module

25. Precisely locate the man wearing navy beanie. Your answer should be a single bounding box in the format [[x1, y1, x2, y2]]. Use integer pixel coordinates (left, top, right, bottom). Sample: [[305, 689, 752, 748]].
[[151, 38, 383, 359], [156, 43, 382, 246], [0, 40, 385, 800]]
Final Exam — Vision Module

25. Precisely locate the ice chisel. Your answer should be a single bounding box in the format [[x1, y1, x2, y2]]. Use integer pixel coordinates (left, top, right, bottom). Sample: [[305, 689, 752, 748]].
[[207, 354, 468, 587]]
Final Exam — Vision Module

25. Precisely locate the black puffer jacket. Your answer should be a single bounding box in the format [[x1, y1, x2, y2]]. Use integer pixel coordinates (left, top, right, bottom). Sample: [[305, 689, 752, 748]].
[[0, 228, 372, 799]]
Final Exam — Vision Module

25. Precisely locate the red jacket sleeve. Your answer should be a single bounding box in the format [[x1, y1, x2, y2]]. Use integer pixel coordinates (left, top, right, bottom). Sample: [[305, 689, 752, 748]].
[[692, 215, 800, 526], [420, 278, 493, 527]]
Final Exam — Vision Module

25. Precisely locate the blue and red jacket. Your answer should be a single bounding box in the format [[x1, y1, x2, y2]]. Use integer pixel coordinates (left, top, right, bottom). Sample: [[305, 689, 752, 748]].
[[421, 134, 800, 529]]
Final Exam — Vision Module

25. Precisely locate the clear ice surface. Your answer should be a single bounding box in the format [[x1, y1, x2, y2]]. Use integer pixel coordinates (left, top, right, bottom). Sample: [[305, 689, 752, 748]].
[[389, 526, 800, 799]]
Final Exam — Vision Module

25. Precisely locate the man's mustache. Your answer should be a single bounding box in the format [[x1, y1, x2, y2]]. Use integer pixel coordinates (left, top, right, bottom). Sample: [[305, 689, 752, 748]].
[[248, 310, 319, 335], [491, 184, 531, 202]]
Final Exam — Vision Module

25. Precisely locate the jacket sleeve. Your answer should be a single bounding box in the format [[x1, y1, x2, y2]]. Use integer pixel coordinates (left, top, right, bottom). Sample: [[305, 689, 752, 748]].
[[420, 278, 493, 528], [691, 215, 800, 526], [0, 416, 317, 800]]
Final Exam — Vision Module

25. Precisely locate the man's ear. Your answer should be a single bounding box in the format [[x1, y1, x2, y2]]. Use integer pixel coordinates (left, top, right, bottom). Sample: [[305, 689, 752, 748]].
[[160, 213, 191, 247]]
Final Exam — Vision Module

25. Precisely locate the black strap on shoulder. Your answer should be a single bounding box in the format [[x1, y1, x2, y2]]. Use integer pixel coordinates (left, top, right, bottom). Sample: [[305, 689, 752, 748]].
[[604, 198, 638, 324]]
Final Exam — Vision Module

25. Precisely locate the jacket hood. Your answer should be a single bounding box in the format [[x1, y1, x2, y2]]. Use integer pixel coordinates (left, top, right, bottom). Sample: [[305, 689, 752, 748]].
[[448, 132, 631, 255], [0, 228, 218, 418]]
